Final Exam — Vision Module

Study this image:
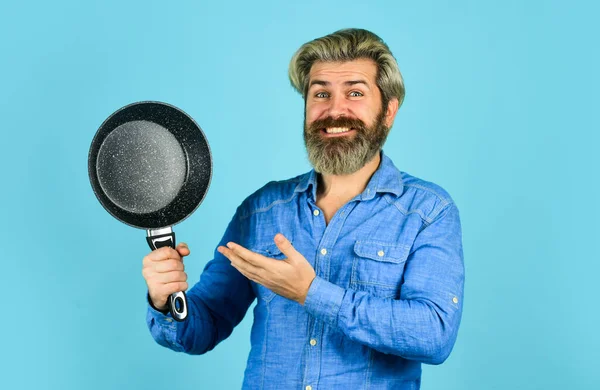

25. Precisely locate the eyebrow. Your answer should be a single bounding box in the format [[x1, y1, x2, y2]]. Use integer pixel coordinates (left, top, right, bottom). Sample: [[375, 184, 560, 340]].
[[308, 79, 371, 89]]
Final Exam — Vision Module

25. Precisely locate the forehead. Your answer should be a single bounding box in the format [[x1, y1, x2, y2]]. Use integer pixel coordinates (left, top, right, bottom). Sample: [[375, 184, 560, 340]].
[[308, 58, 378, 85]]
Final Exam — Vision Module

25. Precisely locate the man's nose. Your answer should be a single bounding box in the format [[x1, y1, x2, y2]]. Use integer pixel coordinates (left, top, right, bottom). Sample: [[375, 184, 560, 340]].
[[327, 94, 350, 118]]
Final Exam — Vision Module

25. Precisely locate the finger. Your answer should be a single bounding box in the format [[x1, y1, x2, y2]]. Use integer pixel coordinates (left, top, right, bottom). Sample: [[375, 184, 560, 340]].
[[153, 259, 184, 273], [228, 258, 260, 283], [218, 246, 262, 277], [225, 242, 273, 268], [274, 233, 300, 259], [145, 246, 181, 262], [161, 281, 189, 295], [176, 242, 190, 257], [155, 270, 187, 284]]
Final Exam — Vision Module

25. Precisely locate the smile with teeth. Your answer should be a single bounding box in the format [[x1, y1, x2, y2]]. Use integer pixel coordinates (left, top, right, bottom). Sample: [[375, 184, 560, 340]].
[[325, 127, 353, 134]]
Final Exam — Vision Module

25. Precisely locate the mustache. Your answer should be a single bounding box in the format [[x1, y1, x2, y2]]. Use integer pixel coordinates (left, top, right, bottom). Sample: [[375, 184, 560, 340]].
[[306, 116, 367, 132]]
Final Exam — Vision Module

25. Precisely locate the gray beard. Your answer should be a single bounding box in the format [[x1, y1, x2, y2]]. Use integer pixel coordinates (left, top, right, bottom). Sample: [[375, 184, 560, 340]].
[[303, 110, 389, 175]]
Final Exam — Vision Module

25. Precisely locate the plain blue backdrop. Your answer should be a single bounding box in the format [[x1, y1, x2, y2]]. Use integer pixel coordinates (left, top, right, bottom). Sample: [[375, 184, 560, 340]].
[[1, 1, 598, 389]]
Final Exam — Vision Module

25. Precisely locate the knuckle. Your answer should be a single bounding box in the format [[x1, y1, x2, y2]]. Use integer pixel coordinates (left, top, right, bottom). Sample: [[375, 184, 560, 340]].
[[169, 271, 181, 283], [158, 246, 172, 258], [145, 274, 155, 285], [164, 260, 175, 271], [159, 271, 168, 282]]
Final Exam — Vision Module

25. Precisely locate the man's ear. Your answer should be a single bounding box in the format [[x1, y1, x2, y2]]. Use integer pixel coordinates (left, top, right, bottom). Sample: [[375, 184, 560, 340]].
[[384, 98, 400, 128]]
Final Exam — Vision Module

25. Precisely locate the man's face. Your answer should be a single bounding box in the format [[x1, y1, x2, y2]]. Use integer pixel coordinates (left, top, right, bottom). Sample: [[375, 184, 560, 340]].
[[303, 58, 394, 175]]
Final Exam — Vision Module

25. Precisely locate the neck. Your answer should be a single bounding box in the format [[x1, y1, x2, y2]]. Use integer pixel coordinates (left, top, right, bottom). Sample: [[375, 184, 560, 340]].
[[316, 151, 382, 202]]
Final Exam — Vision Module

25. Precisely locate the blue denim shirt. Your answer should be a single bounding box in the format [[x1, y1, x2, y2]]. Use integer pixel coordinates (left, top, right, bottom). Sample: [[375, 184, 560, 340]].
[[147, 150, 465, 389]]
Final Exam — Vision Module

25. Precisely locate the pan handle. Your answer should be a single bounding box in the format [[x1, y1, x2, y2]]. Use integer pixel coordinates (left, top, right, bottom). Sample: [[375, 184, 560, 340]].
[[146, 228, 188, 322]]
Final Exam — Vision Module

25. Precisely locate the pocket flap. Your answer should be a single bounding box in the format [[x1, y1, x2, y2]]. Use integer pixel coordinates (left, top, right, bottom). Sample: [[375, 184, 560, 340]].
[[250, 241, 292, 259], [353, 240, 410, 264]]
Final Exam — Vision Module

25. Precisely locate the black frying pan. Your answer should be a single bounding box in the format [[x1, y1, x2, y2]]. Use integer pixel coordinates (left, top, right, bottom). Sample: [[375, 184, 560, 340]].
[[88, 101, 212, 321]]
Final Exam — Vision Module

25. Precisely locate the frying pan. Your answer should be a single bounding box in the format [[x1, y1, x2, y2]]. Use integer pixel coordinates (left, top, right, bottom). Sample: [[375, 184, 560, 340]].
[[88, 101, 212, 321]]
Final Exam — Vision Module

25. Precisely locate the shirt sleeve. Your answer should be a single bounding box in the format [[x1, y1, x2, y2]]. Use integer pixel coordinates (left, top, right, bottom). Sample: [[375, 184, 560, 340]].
[[146, 206, 256, 354], [303, 202, 465, 365]]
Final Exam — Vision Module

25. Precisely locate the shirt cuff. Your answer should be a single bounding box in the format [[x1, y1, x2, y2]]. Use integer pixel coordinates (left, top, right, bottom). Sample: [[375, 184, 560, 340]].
[[147, 292, 172, 317], [303, 276, 345, 327]]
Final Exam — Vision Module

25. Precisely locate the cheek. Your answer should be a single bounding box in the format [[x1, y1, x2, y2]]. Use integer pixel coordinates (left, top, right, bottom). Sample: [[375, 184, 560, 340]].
[[305, 104, 323, 124], [349, 101, 364, 113], [348, 102, 374, 123]]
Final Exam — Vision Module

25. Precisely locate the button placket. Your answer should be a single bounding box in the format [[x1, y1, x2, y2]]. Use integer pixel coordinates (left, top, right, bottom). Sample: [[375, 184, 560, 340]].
[[304, 197, 325, 390], [304, 321, 323, 390], [304, 200, 357, 390]]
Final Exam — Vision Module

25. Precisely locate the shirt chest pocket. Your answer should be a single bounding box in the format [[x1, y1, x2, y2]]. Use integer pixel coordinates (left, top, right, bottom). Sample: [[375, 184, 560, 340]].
[[249, 243, 287, 303], [351, 240, 410, 299]]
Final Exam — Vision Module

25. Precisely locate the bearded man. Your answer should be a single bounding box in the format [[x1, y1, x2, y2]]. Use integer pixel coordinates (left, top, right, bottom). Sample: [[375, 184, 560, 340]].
[[143, 28, 465, 390]]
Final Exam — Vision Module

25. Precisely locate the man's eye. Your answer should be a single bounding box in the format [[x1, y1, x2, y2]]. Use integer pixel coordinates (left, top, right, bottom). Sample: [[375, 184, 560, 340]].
[[315, 92, 329, 98], [349, 91, 363, 97]]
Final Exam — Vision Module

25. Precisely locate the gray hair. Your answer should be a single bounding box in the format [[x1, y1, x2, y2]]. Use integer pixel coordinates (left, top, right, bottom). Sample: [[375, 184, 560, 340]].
[[288, 28, 405, 108]]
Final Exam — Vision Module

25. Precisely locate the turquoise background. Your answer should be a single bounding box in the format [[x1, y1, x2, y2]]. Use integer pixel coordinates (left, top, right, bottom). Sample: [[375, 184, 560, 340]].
[[1, 1, 598, 389]]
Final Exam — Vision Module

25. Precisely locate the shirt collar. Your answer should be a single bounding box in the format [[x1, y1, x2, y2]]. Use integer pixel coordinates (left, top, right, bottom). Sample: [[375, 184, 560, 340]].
[[294, 168, 318, 200], [294, 150, 404, 201]]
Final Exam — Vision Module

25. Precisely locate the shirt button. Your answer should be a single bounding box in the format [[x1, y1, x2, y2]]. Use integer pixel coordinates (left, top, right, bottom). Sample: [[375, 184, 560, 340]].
[[310, 339, 317, 346], [377, 250, 385, 257], [313, 209, 320, 216], [320, 248, 327, 255], [452, 297, 459, 304], [165, 318, 173, 323], [306, 386, 312, 390]]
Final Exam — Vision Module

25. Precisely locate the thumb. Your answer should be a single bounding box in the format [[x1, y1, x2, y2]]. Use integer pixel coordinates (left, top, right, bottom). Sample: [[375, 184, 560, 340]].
[[176, 242, 190, 257], [274, 233, 299, 260]]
